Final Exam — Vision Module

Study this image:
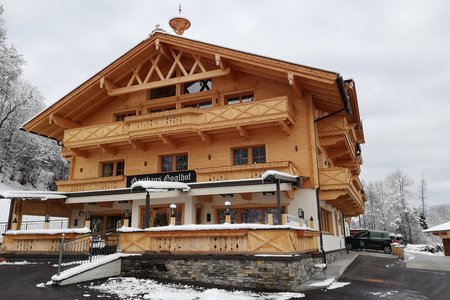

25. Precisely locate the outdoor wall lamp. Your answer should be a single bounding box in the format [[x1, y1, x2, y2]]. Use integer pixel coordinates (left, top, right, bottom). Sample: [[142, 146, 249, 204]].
[[224, 201, 231, 215], [44, 213, 50, 222], [170, 204, 177, 218], [78, 210, 85, 217], [124, 209, 130, 219], [85, 211, 92, 221], [298, 208, 304, 219]]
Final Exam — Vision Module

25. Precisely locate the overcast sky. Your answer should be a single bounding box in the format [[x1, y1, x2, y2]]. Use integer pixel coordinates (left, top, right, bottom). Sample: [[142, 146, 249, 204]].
[[2, 0, 449, 206]]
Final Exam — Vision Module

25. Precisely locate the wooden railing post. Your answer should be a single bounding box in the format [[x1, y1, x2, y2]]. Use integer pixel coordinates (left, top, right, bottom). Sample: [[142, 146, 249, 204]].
[[267, 213, 273, 225]]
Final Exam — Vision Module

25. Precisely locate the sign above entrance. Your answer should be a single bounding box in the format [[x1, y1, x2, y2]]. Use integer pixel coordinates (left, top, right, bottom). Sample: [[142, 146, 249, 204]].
[[126, 170, 196, 187]]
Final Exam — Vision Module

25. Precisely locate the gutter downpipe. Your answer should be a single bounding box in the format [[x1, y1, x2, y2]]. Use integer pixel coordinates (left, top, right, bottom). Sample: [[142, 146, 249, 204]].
[[312, 74, 352, 265]]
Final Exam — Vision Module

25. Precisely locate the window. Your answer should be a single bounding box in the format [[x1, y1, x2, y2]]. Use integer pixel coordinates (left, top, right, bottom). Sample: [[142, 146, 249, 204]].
[[149, 85, 176, 100], [184, 79, 212, 94], [233, 146, 266, 165], [320, 208, 333, 234], [226, 94, 254, 105], [216, 206, 286, 224], [114, 111, 136, 122], [233, 148, 248, 165], [140, 205, 184, 228], [183, 101, 212, 109], [101, 161, 125, 177], [160, 154, 188, 172], [148, 106, 176, 113]]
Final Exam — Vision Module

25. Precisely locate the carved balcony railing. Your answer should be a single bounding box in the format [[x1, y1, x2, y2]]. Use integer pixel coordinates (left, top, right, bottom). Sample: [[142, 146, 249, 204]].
[[64, 96, 296, 149], [317, 115, 362, 174], [56, 175, 126, 192], [319, 167, 364, 216], [196, 161, 299, 182], [119, 227, 319, 255]]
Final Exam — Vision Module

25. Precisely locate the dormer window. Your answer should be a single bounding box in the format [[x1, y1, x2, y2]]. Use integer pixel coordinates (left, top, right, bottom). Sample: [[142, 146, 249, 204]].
[[149, 85, 176, 100], [184, 79, 212, 94]]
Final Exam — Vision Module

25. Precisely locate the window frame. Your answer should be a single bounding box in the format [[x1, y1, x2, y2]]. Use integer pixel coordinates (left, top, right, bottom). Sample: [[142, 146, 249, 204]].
[[113, 110, 136, 122], [159, 153, 188, 172], [225, 93, 254, 105], [320, 207, 334, 234], [232, 145, 266, 166], [100, 160, 125, 177]]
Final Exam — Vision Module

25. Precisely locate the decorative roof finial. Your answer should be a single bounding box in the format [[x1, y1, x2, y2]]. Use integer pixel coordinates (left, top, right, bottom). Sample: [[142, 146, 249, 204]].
[[169, 4, 191, 35], [150, 24, 166, 36]]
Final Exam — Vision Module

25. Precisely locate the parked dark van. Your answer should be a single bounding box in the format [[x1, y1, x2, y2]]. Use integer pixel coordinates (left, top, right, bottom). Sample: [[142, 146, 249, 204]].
[[345, 230, 393, 254]]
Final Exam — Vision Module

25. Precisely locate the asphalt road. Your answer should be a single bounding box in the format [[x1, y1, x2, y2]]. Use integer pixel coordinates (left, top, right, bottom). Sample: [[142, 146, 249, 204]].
[[0, 254, 449, 299], [303, 254, 450, 300], [0, 259, 112, 300]]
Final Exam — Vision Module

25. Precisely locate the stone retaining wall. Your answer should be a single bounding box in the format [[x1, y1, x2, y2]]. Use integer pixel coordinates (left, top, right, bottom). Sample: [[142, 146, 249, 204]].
[[121, 249, 347, 292]]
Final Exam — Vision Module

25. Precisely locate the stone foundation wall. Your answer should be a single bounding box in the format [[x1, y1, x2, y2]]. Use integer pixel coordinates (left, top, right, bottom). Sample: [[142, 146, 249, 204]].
[[120, 249, 347, 292], [121, 254, 318, 292]]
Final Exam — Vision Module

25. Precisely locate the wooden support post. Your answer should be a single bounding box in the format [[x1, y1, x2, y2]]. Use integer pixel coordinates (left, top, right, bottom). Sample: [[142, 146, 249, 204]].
[[299, 218, 305, 227], [267, 213, 274, 225], [123, 218, 130, 227], [309, 217, 315, 229], [281, 213, 287, 225], [84, 219, 91, 229], [225, 214, 231, 224]]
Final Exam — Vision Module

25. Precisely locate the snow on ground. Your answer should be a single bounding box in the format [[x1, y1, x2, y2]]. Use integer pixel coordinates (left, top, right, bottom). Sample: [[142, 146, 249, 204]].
[[308, 278, 335, 287], [367, 291, 398, 298], [89, 277, 305, 300], [404, 244, 444, 256], [327, 281, 351, 290]]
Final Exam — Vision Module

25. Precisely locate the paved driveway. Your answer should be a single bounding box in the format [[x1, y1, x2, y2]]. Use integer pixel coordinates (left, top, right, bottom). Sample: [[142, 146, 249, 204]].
[[303, 254, 450, 299], [0, 259, 112, 300], [1, 254, 449, 299]]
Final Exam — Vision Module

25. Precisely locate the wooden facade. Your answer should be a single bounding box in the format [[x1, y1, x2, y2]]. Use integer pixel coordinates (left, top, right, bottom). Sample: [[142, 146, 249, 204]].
[[5, 30, 366, 254]]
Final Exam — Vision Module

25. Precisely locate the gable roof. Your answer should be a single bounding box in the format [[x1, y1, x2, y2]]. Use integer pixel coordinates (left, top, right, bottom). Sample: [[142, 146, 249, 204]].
[[22, 31, 361, 142]]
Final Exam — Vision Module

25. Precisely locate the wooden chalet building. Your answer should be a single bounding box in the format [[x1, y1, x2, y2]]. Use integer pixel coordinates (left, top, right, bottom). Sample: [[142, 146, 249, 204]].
[[2, 25, 365, 260]]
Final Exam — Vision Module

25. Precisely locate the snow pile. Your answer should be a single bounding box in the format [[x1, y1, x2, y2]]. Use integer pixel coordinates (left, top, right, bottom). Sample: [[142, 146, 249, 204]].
[[261, 170, 298, 182], [327, 281, 351, 290], [5, 227, 90, 235], [0, 260, 38, 265], [90, 277, 305, 299], [36, 281, 54, 288], [0, 190, 66, 200], [368, 291, 398, 298], [404, 244, 444, 256], [51, 253, 140, 282], [308, 278, 335, 287], [314, 263, 327, 269]]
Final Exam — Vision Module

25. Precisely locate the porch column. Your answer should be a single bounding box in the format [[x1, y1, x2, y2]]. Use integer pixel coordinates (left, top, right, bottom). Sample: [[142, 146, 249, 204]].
[[7, 198, 15, 230]]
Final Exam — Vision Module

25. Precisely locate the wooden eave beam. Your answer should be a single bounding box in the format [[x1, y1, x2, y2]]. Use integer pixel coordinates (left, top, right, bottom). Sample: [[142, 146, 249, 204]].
[[215, 54, 235, 81], [236, 126, 249, 140], [198, 131, 213, 145], [71, 148, 89, 158], [279, 121, 291, 136], [49, 114, 81, 129], [128, 139, 147, 151], [287, 72, 304, 98], [98, 144, 116, 155], [159, 134, 178, 148], [107, 68, 230, 97], [100, 78, 129, 100]]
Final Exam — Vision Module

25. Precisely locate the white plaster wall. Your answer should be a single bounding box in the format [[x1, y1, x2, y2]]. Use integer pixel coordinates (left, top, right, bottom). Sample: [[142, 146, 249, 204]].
[[320, 201, 346, 252]]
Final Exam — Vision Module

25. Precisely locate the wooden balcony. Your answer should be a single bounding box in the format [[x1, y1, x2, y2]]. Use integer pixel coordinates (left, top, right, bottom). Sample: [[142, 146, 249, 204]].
[[119, 226, 319, 255], [56, 175, 126, 192], [319, 167, 364, 216], [196, 161, 299, 182], [317, 115, 362, 174], [64, 96, 296, 149]]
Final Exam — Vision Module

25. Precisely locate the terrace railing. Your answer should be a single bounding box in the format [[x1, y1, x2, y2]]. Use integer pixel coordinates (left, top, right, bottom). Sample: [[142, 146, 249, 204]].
[[56, 227, 120, 276], [0, 219, 68, 235]]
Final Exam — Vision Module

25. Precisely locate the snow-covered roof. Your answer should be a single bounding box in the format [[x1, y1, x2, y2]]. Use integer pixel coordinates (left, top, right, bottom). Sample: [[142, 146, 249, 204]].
[[261, 170, 299, 184], [423, 221, 450, 233], [130, 181, 190, 192], [0, 190, 67, 200], [5, 227, 90, 235]]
